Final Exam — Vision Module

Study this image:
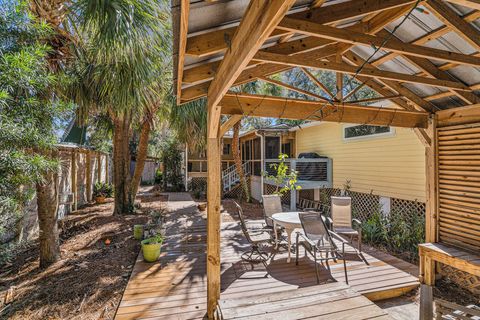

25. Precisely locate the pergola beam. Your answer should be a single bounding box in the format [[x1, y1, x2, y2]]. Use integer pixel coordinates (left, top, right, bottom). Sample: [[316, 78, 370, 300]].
[[371, 10, 480, 67], [300, 68, 335, 99], [445, 0, 480, 10], [425, 0, 480, 52], [206, 0, 294, 139], [278, 17, 480, 67], [179, 4, 423, 103], [342, 51, 436, 112], [218, 115, 242, 138], [254, 51, 472, 92], [259, 76, 329, 101], [220, 93, 429, 128], [185, 0, 416, 57], [175, 0, 189, 104]]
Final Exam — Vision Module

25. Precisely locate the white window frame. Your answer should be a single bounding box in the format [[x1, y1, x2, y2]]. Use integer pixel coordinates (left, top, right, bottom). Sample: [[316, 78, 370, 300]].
[[342, 124, 395, 142]]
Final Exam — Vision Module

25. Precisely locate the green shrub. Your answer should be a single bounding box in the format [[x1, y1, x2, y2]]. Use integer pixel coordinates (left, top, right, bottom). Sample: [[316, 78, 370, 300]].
[[362, 208, 425, 263], [362, 211, 388, 245], [93, 182, 114, 198], [154, 170, 163, 185]]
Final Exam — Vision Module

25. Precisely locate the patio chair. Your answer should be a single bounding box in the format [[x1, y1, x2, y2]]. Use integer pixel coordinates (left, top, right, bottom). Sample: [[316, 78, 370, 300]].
[[295, 212, 349, 284], [233, 201, 271, 267], [261, 194, 285, 240], [262, 194, 283, 228], [330, 196, 362, 253]]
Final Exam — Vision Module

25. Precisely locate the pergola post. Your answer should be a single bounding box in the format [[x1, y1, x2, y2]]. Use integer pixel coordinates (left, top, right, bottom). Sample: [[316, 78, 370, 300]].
[[206, 117, 222, 319], [420, 115, 438, 320], [425, 115, 438, 244]]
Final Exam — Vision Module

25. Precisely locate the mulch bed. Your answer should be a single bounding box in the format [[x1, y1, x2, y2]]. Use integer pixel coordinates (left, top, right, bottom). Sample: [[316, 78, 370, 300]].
[[0, 189, 167, 320]]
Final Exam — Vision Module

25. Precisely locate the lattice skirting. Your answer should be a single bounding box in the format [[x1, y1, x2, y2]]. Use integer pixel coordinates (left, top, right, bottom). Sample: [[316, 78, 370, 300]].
[[302, 188, 425, 224], [263, 183, 290, 205], [189, 177, 207, 191], [224, 177, 251, 199], [438, 264, 480, 295]]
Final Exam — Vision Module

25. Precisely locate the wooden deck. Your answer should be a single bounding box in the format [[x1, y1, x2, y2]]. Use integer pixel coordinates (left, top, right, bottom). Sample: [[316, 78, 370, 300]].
[[218, 282, 391, 320], [115, 199, 419, 320]]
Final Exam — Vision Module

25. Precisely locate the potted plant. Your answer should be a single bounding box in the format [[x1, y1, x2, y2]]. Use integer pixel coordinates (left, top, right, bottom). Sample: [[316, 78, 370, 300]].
[[340, 179, 352, 197], [262, 153, 302, 196], [93, 182, 114, 203], [141, 235, 163, 262]]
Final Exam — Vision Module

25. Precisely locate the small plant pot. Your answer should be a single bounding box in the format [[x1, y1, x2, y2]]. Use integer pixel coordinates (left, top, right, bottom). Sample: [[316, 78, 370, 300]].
[[133, 225, 144, 240], [141, 238, 163, 262], [197, 203, 206, 211], [95, 196, 106, 204]]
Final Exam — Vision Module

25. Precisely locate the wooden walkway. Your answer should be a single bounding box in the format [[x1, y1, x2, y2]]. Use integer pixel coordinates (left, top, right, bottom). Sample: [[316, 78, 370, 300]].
[[115, 194, 419, 320], [218, 282, 391, 320]]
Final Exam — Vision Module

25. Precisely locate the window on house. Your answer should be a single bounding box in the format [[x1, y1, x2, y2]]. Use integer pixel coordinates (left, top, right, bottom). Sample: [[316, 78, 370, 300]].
[[344, 125, 393, 140], [223, 143, 231, 155]]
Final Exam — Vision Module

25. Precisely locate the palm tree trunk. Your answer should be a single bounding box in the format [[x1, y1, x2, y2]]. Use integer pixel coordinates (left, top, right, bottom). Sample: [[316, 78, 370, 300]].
[[29, 0, 67, 268], [113, 115, 133, 215], [36, 158, 60, 268], [131, 120, 151, 197], [232, 121, 250, 202]]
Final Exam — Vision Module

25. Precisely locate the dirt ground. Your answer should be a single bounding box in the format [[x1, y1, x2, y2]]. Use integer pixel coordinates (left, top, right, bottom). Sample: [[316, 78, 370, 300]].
[[0, 188, 168, 320]]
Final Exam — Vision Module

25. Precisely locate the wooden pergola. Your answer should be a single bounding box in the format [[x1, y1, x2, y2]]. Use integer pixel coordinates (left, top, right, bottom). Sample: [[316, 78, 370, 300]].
[[172, 0, 480, 318]]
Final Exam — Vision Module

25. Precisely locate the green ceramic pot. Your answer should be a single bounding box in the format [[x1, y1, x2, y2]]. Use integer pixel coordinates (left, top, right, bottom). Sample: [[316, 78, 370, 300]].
[[141, 237, 163, 262], [133, 225, 144, 240]]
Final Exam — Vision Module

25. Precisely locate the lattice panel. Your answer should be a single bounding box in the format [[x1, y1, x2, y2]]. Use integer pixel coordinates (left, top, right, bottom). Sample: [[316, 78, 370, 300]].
[[300, 188, 425, 224], [263, 183, 290, 205], [223, 177, 251, 200], [391, 197, 425, 222], [189, 177, 207, 191], [439, 264, 480, 295]]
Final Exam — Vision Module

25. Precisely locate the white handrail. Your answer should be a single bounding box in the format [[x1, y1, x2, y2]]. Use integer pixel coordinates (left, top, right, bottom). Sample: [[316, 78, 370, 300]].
[[222, 160, 252, 191]]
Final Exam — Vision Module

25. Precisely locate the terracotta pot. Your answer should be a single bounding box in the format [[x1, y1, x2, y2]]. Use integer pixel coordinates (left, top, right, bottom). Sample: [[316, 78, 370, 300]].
[[197, 203, 206, 211], [95, 196, 106, 204]]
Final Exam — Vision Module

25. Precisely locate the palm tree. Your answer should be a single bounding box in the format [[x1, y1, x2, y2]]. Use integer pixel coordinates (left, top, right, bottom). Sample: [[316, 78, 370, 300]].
[[66, 0, 170, 214], [169, 97, 208, 155], [231, 120, 251, 202]]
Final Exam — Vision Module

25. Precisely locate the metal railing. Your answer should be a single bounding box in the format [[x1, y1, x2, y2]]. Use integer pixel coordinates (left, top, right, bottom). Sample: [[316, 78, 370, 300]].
[[264, 158, 332, 183]]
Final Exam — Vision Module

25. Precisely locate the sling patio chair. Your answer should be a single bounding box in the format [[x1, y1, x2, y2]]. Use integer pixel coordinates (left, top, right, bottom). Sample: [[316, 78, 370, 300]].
[[261, 194, 285, 241], [234, 200, 271, 267], [330, 196, 363, 253], [295, 212, 349, 284]]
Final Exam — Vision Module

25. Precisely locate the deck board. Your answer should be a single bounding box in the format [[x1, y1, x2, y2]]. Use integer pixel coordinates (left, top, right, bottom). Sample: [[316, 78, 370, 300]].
[[219, 282, 390, 320], [115, 199, 418, 320]]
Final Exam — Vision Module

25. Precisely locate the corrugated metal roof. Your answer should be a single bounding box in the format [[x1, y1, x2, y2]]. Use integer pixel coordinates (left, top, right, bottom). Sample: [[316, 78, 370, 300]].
[[172, 0, 480, 110]]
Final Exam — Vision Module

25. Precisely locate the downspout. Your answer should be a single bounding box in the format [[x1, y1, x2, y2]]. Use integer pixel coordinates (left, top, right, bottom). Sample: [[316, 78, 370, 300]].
[[255, 131, 265, 197], [185, 144, 188, 191]]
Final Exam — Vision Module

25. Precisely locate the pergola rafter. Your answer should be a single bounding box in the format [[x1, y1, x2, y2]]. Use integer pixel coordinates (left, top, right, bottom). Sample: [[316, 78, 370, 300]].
[[184, 0, 416, 57], [180, 4, 415, 103]]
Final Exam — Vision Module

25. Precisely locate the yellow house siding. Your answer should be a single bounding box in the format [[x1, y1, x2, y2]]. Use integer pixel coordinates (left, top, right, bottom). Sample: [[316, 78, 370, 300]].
[[295, 122, 426, 202]]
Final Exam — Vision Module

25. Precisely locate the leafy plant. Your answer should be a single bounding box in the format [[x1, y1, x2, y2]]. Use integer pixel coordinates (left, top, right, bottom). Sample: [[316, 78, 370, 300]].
[[160, 137, 184, 192], [142, 235, 163, 245], [93, 182, 114, 198], [342, 179, 352, 196], [262, 153, 301, 196], [362, 210, 388, 244], [154, 169, 163, 185], [361, 206, 425, 263]]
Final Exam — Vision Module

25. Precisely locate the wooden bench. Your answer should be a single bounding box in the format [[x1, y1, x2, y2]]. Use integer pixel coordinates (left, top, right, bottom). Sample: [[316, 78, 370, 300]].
[[216, 282, 391, 320], [418, 242, 480, 285]]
